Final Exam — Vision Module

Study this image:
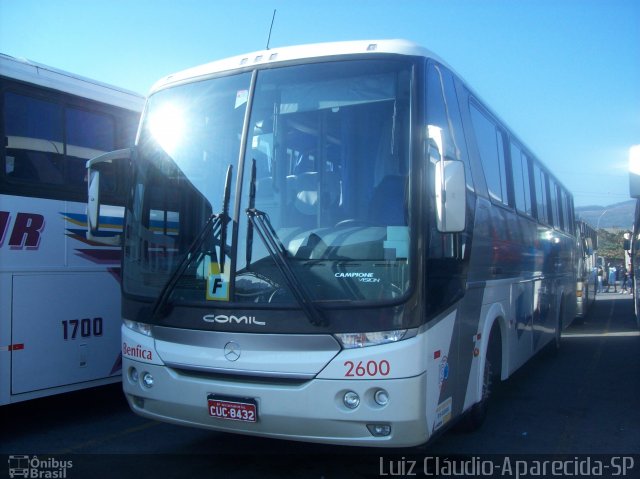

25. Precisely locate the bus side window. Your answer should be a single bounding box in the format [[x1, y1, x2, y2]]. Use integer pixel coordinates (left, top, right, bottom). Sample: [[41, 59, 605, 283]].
[[510, 143, 534, 217], [549, 179, 561, 230], [2, 88, 136, 203], [3, 91, 64, 185], [469, 104, 509, 206], [533, 163, 549, 224], [426, 62, 468, 259], [426, 63, 471, 176], [65, 107, 116, 189]]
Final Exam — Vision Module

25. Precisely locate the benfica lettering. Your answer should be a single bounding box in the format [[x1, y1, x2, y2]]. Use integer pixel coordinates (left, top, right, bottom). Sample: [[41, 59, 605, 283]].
[[122, 342, 153, 360]]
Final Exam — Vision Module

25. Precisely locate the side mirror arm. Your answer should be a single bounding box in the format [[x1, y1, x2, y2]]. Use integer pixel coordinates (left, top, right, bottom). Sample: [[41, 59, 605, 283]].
[[86, 148, 132, 245]]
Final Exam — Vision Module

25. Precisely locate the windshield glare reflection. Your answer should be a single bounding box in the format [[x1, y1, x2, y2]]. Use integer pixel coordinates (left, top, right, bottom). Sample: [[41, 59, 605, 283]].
[[148, 102, 185, 156]]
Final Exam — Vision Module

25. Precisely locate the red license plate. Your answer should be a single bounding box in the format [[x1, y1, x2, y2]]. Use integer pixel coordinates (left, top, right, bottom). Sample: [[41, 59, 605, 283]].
[[207, 395, 257, 422]]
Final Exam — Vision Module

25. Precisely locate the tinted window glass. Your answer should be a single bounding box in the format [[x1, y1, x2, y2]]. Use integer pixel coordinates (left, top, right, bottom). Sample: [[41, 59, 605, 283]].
[[510, 143, 533, 215], [470, 104, 508, 205], [560, 188, 574, 233], [4, 92, 64, 184], [65, 108, 116, 187], [533, 164, 548, 223], [2, 88, 139, 202], [66, 107, 115, 151], [441, 72, 472, 188], [426, 63, 469, 260], [4, 92, 62, 142], [549, 179, 561, 229]]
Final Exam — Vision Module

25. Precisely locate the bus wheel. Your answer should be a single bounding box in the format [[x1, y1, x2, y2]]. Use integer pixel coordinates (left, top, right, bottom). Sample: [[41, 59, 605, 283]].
[[461, 325, 501, 431]]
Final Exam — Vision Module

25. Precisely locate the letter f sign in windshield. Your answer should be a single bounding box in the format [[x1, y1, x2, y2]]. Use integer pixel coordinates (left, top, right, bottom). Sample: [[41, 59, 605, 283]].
[[206, 262, 229, 301]]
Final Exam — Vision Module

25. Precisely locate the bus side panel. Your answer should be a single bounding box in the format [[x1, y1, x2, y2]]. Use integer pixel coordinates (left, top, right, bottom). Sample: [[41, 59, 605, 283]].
[[0, 272, 12, 405], [0, 196, 122, 272], [1, 195, 123, 402], [1, 196, 65, 270], [11, 272, 121, 394]]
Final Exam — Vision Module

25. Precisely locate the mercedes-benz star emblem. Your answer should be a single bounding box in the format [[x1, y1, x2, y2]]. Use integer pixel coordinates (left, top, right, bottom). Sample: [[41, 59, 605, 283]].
[[224, 341, 241, 362]]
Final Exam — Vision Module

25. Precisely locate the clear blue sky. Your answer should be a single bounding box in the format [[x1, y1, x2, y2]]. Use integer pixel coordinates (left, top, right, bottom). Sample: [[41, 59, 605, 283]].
[[1, 0, 638, 207]]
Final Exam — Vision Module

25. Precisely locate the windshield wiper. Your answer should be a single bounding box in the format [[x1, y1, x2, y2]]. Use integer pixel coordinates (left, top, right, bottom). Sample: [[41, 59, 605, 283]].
[[245, 159, 257, 267], [246, 164, 327, 327], [150, 164, 233, 320], [219, 165, 233, 274]]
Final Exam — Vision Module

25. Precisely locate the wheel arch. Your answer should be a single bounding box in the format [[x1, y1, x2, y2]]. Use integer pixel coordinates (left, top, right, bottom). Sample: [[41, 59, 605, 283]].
[[475, 302, 508, 402]]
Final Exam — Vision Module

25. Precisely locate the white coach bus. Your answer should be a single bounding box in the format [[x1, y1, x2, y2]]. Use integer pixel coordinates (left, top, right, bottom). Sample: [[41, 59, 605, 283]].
[[0, 53, 143, 404], [88, 40, 576, 446]]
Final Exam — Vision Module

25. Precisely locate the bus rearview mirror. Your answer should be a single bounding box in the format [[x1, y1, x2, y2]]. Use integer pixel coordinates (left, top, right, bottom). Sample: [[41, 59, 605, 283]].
[[88, 170, 101, 234], [86, 148, 132, 245], [435, 159, 466, 233]]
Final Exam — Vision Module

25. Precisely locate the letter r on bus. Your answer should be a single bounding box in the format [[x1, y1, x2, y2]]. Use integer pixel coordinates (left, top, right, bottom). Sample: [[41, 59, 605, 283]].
[[8, 213, 45, 249]]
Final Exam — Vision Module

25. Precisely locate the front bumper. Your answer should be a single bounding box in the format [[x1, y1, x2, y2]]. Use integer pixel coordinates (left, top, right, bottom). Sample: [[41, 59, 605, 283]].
[[123, 357, 428, 447]]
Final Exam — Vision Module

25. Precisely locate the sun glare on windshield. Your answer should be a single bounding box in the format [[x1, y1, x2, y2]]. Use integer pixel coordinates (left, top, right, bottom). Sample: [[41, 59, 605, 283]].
[[148, 102, 185, 155]]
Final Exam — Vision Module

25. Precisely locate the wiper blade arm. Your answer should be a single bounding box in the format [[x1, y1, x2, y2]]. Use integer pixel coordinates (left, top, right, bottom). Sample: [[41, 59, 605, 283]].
[[219, 165, 233, 274], [150, 164, 233, 320], [246, 208, 327, 327], [245, 159, 257, 267], [150, 213, 223, 320]]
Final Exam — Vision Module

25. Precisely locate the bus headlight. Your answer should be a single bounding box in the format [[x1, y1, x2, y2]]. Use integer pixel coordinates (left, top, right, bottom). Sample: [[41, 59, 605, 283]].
[[374, 389, 390, 406], [334, 328, 416, 349], [128, 367, 139, 383], [367, 424, 392, 437], [343, 391, 360, 409], [124, 319, 153, 337], [142, 372, 154, 388]]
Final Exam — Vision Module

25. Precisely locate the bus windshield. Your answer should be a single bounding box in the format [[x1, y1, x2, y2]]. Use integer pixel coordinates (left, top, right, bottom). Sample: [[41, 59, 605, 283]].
[[124, 59, 413, 308]]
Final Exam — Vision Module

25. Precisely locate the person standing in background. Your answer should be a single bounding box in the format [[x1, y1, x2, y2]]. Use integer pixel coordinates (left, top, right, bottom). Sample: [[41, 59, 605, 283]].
[[607, 264, 617, 293], [597, 265, 604, 293]]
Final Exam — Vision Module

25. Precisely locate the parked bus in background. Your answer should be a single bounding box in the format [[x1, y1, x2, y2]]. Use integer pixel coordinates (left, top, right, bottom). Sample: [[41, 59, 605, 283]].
[[88, 40, 576, 447], [0, 53, 144, 404], [629, 200, 640, 329], [575, 220, 597, 318], [628, 144, 640, 329]]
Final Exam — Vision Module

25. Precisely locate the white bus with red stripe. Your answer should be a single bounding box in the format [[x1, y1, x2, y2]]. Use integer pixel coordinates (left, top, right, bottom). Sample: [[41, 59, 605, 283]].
[[88, 40, 576, 446], [0, 53, 143, 404]]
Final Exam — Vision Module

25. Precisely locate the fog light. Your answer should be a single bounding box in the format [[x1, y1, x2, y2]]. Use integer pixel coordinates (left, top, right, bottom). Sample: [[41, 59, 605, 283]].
[[343, 391, 360, 409], [142, 372, 154, 388], [129, 367, 139, 383], [374, 389, 390, 406], [367, 424, 392, 437]]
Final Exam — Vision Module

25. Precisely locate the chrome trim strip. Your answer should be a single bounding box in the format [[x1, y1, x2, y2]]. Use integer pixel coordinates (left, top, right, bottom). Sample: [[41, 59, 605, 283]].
[[166, 362, 316, 380], [153, 326, 340, 352]]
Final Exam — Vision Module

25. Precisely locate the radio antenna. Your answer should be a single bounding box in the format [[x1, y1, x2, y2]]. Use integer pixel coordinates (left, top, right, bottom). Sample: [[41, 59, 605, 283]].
[[266, 9, 277, 50]]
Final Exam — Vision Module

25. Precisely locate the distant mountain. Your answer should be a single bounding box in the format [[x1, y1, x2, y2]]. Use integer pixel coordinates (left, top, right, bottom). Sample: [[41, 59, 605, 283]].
[[575, 200, 635, 229]]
